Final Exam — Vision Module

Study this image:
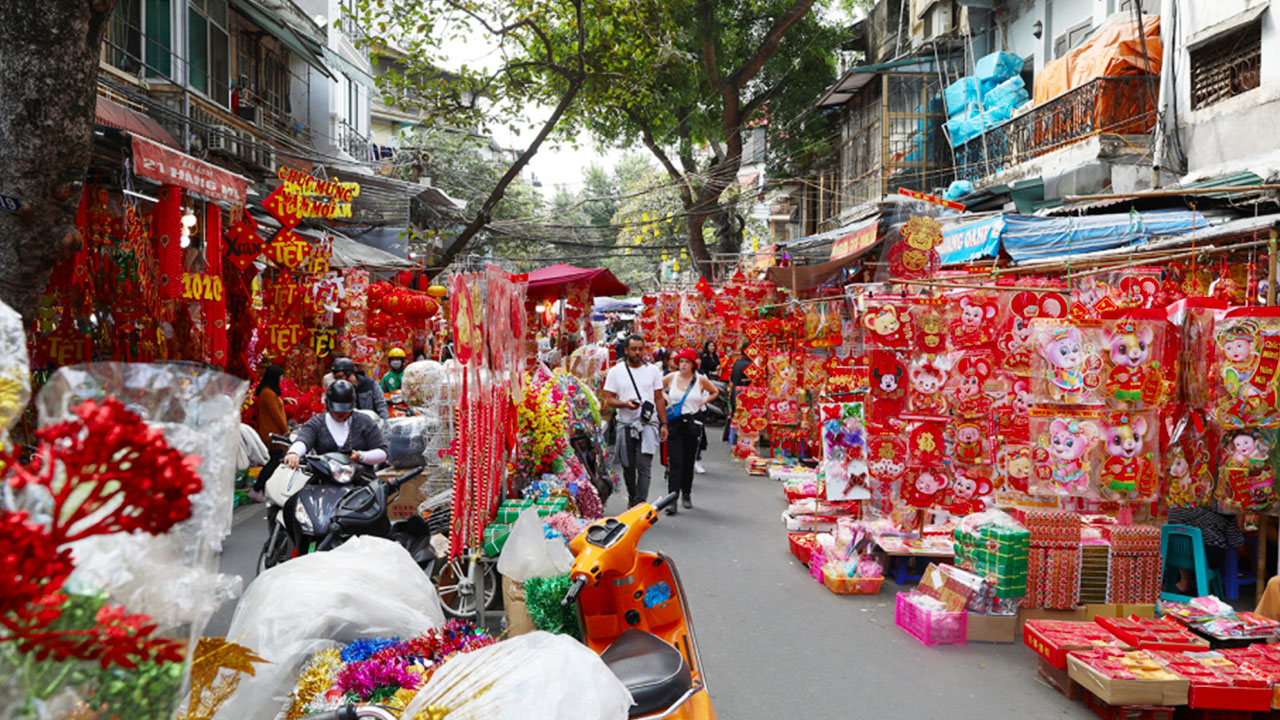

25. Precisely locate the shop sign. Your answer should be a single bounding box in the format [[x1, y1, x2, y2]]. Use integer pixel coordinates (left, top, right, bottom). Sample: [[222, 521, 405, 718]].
[[897, 187, 965, 211], [938, 216, 1004, 265], [755, 244, 777, 271], [266, 230, 312, 270], [263, 167, 361, 228], [181, 273, 224, 301], [131, 135, 248, 205], [830, 219, 879, 261], [264, 316, 307, 359], [0, 193, 21, 213]]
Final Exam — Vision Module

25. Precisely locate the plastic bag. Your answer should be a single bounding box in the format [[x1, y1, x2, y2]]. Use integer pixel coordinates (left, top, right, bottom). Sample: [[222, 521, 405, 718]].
[[497, 508, 574, 582], [401, 631, 632, 720], [211, 536, 444, 720], [385, 415, 429, 468], [0, 299, 29, 444]]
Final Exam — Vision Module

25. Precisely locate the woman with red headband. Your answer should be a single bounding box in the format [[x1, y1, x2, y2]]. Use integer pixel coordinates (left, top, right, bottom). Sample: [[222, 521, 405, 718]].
[[662, 348, 720, 515]]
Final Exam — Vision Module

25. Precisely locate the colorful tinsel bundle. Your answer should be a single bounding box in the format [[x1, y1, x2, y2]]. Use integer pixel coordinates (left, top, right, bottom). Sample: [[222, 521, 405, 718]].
[[283, 620, 495, 719]]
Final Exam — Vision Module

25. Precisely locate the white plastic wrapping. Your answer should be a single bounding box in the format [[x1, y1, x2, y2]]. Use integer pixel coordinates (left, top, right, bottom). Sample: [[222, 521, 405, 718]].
[[401, 631, 632, 720], [496, 508, 574, 582], [213, 536, 445, 720], [401, 359, 451, 407], [0, 300, 28, 444]]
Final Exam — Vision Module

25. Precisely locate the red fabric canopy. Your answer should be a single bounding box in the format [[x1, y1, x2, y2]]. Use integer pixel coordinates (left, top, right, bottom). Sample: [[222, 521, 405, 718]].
[[526, 263, 629, 297], [95, 96, 180, 148]]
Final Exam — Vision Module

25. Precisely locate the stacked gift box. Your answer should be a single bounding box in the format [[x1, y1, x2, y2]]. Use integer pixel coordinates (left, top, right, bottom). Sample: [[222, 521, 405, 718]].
[[1093, 617, 1211, 652], [482, 498, 573, 556], [1024, 511, 1082, 609], [952, 512, 1029, 601], [1150, 651, 1274, 712], [1105, 525, 1162, 604]]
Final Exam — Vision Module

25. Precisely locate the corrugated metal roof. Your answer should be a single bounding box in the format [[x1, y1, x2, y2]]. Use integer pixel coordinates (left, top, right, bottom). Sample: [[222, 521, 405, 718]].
[[1038, 171, 1268, 215]]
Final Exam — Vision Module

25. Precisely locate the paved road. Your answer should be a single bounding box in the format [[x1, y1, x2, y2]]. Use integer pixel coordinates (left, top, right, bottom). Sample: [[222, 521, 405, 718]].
[[208, 438, 1092, 719]]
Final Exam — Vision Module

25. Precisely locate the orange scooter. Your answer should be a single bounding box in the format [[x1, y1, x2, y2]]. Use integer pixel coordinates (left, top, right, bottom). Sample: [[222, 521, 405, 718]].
[[563, 493, 717, 719]]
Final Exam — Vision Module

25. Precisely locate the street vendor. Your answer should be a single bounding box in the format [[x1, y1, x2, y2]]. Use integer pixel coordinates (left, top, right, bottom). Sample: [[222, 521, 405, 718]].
[[284, 380, 388, 470], [381, 347, 407, 393]]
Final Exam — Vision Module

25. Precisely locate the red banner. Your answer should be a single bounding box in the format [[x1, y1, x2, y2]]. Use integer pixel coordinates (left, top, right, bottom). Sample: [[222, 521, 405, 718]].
[[131, 135, 248, 205], [830, 220, 878, 261], [1251, 334, 1280, 394]]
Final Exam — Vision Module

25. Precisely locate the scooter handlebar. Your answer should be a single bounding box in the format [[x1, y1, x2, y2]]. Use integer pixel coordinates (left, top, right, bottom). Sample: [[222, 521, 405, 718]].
[[389, 467, 424, 490], [302, 705, 358, 720], [652, 492, 680, 512], [561, 576, 588, 606]]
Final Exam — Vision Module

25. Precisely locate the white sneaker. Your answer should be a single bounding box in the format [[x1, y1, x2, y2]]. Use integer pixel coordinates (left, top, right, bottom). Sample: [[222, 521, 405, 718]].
[[694, 462, 706, 474]]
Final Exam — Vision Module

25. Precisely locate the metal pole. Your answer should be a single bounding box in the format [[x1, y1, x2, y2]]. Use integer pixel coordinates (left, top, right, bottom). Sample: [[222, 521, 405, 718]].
[[1260, 226, 1278, 606]]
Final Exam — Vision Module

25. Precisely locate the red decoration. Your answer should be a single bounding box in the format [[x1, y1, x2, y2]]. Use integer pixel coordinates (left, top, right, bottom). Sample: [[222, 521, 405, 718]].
[[225, 210, 264, 271], [203, 204, 226, 367], [1, 398, 199, 668], [265, 229, 311, 270], [152, 184, 183, 299]]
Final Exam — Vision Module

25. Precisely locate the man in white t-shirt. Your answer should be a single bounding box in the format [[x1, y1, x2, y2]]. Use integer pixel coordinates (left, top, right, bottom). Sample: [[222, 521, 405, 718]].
[[603, 334, 669, 507]]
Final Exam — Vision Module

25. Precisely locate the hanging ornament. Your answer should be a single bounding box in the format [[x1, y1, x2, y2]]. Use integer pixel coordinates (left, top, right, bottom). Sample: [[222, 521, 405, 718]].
[[152, 184, 183, 299]]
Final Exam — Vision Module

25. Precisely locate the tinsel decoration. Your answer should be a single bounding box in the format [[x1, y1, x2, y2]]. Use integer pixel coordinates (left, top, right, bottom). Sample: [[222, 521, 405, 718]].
[[339, 637, 400, 663], [333, 656, 421, 702], [522, 574, 582, 639], [283, 648, 342, 720], [152, 184, 183, 299]]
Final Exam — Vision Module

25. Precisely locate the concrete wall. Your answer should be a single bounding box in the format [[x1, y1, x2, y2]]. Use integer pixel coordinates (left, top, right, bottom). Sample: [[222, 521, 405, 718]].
[[1166, 0, 1280, 175]]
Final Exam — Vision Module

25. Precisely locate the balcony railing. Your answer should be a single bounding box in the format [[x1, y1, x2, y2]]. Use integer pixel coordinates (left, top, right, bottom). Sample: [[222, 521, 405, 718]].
[[338, 14, 366, 46], [954, 75, 1158, 184], [338, 117, 373, 162]]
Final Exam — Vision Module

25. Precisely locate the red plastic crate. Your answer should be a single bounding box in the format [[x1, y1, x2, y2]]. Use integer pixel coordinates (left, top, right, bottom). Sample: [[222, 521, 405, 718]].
[[894, 592, 966, 646], [1082, 691, 1174, 720], [1184, 710, 1257, 720], [788, 532, 814, 565]]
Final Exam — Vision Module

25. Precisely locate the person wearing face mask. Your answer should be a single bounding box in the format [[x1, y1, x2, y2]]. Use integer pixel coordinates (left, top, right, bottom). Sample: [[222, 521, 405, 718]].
[[283, 380, 388, 472], [381, 347, 408, 393]]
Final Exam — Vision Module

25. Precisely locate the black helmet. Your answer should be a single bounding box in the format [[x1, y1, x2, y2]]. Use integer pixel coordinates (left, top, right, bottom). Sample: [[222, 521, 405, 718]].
[[326, 380, 356, 413], [331, 357, 356, 375]]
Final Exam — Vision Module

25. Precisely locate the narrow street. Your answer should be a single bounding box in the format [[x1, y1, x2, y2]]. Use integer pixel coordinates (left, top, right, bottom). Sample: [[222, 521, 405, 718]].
[[210, 437, 1091, 719]]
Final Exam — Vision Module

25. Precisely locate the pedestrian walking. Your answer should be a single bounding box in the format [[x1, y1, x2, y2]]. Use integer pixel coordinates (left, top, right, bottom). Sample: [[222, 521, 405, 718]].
[[252, 364, 288, 494], [602, 334, 668, 507], [723, 341, 753, 442], [663, 349, 720, 515]]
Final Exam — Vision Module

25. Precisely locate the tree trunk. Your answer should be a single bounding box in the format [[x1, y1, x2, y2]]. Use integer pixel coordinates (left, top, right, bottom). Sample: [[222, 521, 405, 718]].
[[0, 0, 117, 322]]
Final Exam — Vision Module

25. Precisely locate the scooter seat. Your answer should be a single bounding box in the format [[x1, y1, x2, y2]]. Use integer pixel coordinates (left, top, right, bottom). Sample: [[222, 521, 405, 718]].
[[601, 629, 692, 717]]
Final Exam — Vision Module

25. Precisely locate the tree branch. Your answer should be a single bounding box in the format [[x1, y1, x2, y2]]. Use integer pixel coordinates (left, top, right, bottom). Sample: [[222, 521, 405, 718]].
[[726, 0, 817, 91], [700, 0, 721, 89], [625, 108, 694, 210], [442, 0, 560, 67], [741, 82, 780, 123]]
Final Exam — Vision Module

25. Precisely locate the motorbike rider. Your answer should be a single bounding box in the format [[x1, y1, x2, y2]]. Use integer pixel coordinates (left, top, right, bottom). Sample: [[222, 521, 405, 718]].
[[381, 347, 408, 393], [330, 357, 389, 419], [284, 380, 388, 471]]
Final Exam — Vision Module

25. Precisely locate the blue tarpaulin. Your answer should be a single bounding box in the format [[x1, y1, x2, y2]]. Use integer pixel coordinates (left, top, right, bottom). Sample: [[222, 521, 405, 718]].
[[939, 215, 1004, 264], [1000, 209, 1209, 263]]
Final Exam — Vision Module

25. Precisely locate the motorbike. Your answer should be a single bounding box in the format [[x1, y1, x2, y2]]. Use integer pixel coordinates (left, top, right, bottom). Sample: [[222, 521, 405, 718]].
[[257, 435, 431, 573], [385, 390, 418, 418], [562, 492, 717, 719]]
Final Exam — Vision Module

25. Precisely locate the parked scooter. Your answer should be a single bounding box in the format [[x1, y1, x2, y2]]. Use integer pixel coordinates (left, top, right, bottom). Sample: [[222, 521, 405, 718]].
[[563, 493, 717, 719], [257, 433, 431, 573]]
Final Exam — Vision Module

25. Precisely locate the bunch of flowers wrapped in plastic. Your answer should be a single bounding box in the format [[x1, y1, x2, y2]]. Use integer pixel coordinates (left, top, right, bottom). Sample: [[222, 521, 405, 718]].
[[514, 366, 613, 517], [282, 620, 494, 719]]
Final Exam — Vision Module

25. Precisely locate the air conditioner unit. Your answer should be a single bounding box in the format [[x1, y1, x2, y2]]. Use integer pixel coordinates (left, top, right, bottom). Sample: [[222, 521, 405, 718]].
[[206, 125, 239, 155], [237, 105, 264, 127], [922, 0, 955, 40]]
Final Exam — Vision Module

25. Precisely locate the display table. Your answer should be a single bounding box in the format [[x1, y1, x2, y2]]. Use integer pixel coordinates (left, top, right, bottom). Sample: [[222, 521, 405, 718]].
[[874, 534, 956, 585]]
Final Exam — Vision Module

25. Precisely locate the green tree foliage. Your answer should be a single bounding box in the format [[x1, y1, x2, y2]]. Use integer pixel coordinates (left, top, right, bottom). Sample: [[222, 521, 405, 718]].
[[559, 0, 842, 278]]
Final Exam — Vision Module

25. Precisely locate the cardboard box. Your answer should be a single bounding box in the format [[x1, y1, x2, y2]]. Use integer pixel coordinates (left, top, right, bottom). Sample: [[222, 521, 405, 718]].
[[501, 576, 536, 636], [1017, 605, 1086, 634], [1067, 654, 1189, 706], [967, 612, 1017, 643], [1086, 604, 1124, 620], [1122, 604, 1156, 619], [387, 473, 430, 521]]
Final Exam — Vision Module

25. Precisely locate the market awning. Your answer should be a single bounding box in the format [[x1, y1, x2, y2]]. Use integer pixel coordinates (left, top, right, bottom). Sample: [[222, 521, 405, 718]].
[[130, 134, 250, 205], [765, 250, 866, 293], [230, 0, 335, 81], [1014, 213, 1280, 269], [593, 297, 639, 313], [527, 263, 629, 297], [96, 96, 179, 148], [1000, 209, 1209, 263]]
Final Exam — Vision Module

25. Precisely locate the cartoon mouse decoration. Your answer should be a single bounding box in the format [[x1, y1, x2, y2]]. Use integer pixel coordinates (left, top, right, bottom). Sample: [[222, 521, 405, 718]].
[[1103, 320, 1162, 409], [953, 295, 998, 348], [952, 414, 989, 465], [941, 466, 994, 515], [1033, 416, 1098, 495], [902, 467, 951, 509], [1034, 321, 1103, 404], [868, 351, 907, 428], [862, 304, 911, 348], [908, 357, 950, 416], [1099, 413, 1158, 498], [952, 355, 994, 414]]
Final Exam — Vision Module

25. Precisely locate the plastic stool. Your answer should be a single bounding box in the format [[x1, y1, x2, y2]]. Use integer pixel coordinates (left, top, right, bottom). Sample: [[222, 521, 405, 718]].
[[1223, 537, 1259, 600], [1160, 524, 1223, 602]]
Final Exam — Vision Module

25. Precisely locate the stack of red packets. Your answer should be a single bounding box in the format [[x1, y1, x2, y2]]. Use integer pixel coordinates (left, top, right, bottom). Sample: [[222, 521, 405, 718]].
[[1105, 525, 1162, 604], [1024, 511, 1081, 609], [1094, 616, 1211, 652], [1221, 646, 1280, 709], [1150, 650, 1273, 712], [1024, 620, 1132, 670]]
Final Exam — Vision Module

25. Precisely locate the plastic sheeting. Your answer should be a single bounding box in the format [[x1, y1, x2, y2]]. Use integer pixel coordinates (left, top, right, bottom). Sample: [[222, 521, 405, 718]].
[[1001, 209, 1208, 263], [212, 536, 445, 720], [1034, 13, 1162, 106]]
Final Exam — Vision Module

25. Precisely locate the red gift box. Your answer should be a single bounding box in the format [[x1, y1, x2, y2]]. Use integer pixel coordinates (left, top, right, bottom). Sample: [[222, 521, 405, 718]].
[[1151, 650, 1273, 711], [1024, 620, 1128, 670], [1096, 617, 1211, 652]]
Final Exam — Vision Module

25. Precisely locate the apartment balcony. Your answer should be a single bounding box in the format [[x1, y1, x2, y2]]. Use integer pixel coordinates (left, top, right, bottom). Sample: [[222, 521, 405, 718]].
[[338, 117, 374, 163], [954, 75, 1158, 186], [145, 83, 313, 174]]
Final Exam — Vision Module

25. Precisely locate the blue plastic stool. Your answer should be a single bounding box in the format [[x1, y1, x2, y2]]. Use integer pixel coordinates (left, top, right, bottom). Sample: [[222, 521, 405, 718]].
[[1160, 524, 1223, 602], [1223, 536, 1259, 600]]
